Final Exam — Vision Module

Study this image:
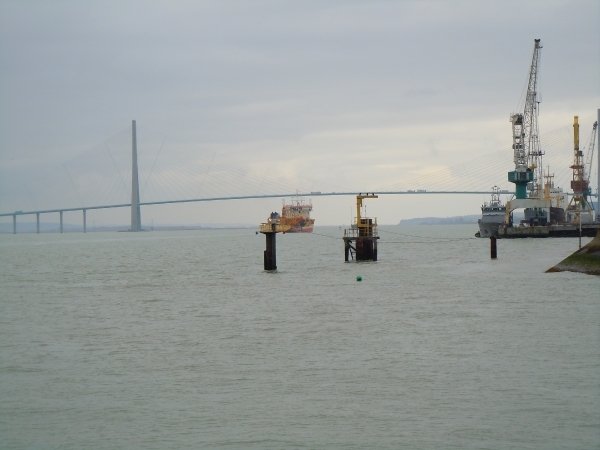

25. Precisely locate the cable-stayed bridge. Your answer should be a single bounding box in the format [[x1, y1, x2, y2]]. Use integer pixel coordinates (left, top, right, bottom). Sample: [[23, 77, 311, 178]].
[[1, 115, 598, 234]]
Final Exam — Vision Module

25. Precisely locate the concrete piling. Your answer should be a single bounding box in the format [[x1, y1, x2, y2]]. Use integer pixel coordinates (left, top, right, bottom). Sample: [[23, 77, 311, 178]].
[[83, 209, 87, 233], [347, 236, 379, 261], [355, 218, 378, 261], [356, 237, 378, 261], [60, 211, 63, 233], [36, 212, 40, 234], [263, 231, 277, 270], [490, 236, 497, 259], [13, 214, 16, 234], [344, 239, 351, 262], [259, 218, 281, 271]]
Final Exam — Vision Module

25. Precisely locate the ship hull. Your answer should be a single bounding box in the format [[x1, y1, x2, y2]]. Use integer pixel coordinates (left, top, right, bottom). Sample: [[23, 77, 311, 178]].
[[284, 226, 313, 233], [477, 219, 502, 238], [496, 222, 600, 238], [278, 218, 315, 233], [477, 209, 506, 237]]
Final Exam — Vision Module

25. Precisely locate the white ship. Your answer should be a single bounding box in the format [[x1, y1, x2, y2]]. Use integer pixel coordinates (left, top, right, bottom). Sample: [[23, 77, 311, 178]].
[[476, 186, 506, 237]]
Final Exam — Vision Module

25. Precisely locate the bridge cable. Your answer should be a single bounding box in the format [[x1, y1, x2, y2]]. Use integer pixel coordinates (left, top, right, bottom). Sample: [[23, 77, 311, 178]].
[[141, 136, 167, 198], [104, 142, 129, 195], [63, 164, 86, 207], [195, 152, 216, 198]]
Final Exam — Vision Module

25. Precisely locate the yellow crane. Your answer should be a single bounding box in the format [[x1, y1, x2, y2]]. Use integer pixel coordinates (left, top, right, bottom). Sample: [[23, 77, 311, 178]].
[[566, 116, 593, 224], [343, 193, 379, 261], [356, 193, 378, 232]]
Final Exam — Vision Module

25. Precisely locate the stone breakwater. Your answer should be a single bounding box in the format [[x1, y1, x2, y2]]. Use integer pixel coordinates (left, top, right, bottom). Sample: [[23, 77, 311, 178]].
[[547, 230, 600, 275]]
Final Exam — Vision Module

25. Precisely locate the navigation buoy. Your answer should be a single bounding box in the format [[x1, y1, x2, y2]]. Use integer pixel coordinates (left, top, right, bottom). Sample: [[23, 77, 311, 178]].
[[356, 275, 362, 281]]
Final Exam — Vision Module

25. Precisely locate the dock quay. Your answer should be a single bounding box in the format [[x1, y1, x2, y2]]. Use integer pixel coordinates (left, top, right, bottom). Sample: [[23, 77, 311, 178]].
[[497, 223, 600, 238]]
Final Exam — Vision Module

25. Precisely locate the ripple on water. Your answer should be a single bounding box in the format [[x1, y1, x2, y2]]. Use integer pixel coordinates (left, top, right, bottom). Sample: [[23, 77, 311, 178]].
[[0, 227, 598, 449]]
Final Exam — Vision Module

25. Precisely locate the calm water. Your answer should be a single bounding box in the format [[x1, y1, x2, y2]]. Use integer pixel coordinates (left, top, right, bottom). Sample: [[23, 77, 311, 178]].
[[1, 226, 598, 449]]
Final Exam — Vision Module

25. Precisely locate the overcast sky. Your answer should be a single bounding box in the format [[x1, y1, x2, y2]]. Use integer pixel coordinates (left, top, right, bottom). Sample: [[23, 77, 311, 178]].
[[0, 0, 598, 227]]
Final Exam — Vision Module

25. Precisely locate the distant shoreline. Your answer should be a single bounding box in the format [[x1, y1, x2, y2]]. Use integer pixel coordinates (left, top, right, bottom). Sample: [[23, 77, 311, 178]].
[[2, 220, 491, 234], [398, 215, 480, 226], [0, 223, 255, 234]]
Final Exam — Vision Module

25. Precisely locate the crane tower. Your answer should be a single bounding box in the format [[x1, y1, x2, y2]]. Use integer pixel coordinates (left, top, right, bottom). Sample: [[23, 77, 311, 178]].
[[584, 121, 597, 200], [566, 117, 594, 223], [508, 39, 543, 199]]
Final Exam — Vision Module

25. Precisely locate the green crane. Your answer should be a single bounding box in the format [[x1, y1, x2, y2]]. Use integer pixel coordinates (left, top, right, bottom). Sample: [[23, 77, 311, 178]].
[[508, 39, 543, 199]]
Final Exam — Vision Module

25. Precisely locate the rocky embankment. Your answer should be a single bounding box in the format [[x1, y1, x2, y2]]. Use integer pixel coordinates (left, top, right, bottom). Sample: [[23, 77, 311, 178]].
[[547, 230, 600, 275]]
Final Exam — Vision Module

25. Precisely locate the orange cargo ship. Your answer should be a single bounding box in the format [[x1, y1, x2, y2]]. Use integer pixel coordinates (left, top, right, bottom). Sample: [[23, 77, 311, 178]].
[[267, 197, 315, 233]]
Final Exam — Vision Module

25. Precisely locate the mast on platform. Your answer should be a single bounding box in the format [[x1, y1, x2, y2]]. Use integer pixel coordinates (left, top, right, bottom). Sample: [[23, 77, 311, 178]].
[[343, 193, 379, 261]]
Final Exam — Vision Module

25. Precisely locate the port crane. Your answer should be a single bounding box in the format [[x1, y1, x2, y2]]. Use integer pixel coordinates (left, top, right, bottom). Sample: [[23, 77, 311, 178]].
[[584, 121, 597, 198], [505, 39, 557, 226], [566, 117, 594, 224], [508, 39, 543, 200]]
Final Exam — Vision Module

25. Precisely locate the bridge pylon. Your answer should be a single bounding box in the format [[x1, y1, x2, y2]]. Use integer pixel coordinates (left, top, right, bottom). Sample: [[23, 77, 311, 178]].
[[129, 120, 143, 231]]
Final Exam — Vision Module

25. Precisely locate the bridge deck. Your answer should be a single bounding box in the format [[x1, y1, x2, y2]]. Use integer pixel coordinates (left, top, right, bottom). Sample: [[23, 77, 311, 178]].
[[0, 191, 517, 217]]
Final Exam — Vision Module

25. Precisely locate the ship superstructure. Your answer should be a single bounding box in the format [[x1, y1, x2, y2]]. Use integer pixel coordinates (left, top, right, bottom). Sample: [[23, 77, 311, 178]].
[[477, 186, 506, 237], [263, 196, 315, 233], [541, 169, 566, 224]]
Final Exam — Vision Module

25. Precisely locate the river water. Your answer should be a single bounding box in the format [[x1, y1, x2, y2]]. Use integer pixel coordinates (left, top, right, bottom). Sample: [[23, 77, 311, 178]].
[[1, 226, 598, 449]]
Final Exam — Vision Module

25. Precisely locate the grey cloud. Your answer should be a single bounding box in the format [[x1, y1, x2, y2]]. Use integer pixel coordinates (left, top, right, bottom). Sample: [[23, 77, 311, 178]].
[[0, 0, 598, 223]]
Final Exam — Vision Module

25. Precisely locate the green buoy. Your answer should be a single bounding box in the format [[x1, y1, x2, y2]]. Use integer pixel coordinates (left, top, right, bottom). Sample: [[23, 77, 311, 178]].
[[356, 275, 362, 281]]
